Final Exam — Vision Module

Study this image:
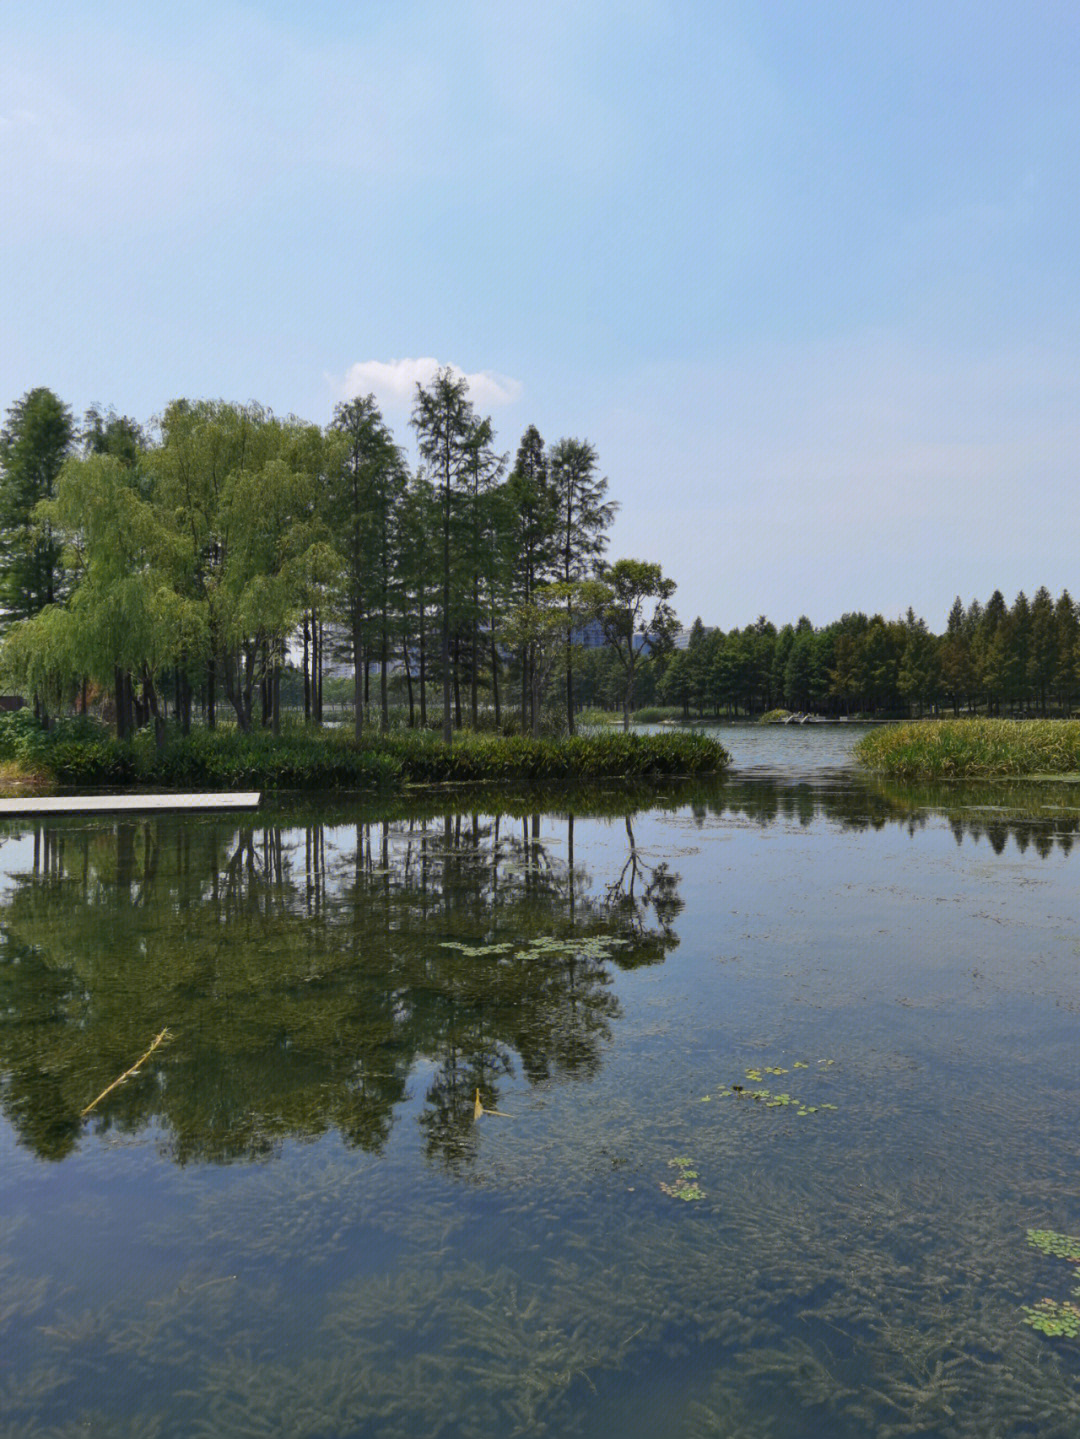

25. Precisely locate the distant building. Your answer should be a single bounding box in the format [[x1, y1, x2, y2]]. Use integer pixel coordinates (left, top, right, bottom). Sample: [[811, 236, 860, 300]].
[[570, 619, 607, 648], [671, 625, 718, 651]]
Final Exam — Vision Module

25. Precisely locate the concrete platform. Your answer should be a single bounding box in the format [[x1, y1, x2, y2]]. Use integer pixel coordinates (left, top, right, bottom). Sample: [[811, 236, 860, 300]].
[[0, 792, 261, 816]]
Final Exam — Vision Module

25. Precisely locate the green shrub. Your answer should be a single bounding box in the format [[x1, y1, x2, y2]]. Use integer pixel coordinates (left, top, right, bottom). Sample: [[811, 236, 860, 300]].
[[0, 717, 729, 791], [627, 706, 684, 724]]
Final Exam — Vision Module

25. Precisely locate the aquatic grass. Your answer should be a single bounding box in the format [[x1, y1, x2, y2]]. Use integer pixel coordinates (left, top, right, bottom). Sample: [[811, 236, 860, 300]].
[[0, 757, 52, 794], [856, 719, 1080, 779]]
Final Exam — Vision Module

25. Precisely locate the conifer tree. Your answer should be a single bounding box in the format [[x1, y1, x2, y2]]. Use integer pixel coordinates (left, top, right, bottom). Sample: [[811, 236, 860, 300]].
[[0, 388, 74, 628]]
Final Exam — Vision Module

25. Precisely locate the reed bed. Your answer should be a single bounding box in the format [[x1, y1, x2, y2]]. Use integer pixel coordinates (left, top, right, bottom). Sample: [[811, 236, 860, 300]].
[[855, 718, 1080, 779]]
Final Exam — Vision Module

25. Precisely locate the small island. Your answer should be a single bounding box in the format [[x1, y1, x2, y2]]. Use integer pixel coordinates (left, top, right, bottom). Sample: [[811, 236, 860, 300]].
[[0, 384, 729, 793]]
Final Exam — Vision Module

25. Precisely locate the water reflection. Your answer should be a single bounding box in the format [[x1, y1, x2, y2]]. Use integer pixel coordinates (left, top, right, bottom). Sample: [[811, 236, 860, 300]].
[[2, 773, 1078, 1167], [678, 773, 1080, 855], [0, 800, 682, 1166]]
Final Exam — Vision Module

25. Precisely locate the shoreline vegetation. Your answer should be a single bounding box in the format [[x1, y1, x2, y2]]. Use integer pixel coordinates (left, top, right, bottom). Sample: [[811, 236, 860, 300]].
[[0, 714, 730, 795], [855, 718, 1080, 779]]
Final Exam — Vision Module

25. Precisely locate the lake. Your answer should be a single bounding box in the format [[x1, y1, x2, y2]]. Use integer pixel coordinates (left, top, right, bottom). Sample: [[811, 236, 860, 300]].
[[4, 727, 1080, 1437]]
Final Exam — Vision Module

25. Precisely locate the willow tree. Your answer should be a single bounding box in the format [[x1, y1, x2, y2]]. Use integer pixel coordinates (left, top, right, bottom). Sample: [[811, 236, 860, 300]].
[[3, 452, 201, 738], [213, 435, 335, 733], [148, 402, 333, 732]]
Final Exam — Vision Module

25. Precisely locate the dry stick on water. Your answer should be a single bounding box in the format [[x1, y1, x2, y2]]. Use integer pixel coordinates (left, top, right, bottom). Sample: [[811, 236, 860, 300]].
[[81, 1028, 172, 1117]]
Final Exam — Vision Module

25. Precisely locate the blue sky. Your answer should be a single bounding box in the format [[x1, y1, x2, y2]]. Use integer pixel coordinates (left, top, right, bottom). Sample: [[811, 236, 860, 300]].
[[3, 1, 1078, 629]]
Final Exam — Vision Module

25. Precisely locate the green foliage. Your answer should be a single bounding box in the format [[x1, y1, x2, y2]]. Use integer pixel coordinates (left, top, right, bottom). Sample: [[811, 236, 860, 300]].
[[856, 719, 1080, 778]]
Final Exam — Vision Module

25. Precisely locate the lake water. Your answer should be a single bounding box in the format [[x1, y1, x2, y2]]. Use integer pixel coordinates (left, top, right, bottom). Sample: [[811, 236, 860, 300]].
[[4, 729, 1080, 1437]]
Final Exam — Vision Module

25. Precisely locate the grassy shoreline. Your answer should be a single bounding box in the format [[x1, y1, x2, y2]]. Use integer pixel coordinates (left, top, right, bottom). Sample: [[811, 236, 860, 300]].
[[855, 718, 1080, 779], [0, 715, 730, 793]]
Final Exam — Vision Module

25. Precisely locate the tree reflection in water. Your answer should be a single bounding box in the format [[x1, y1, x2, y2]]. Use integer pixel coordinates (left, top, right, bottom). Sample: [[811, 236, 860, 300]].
[[2, 772, 1077, 1168], [0, 794, 683, 1167]]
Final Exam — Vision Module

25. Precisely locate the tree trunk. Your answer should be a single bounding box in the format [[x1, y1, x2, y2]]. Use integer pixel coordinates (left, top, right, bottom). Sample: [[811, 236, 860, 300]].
[[403, 628, 415, 728], [419, 606, 427, 728], [303, 615, 311, 722], [440, 480, 454, 748], [142, 667, 167, 749], [114, 668, 127, 740], [453, 636, 462, 730], [313, 618, 323, 726], [179, 669, 192, 736], [490, 630, 500, 729], [471, 579, 479, 729], [565, 626, 575, 735], [380, 619, 389, 734], [352, 612, 364, 740]]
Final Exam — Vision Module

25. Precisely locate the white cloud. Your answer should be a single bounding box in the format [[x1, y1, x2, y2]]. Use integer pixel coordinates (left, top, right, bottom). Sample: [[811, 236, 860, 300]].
[[334, 358, 522, 410]]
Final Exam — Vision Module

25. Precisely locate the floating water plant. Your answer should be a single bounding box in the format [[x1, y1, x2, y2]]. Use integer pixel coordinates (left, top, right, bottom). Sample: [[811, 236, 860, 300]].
[[1027, 1229, 1080, 1262], [1020, 1229, 1080, 1339], [660, 1157, 705, 1201], [698, 1061, 838, 1118], [439, 941, 516, 957], [1021, 1299, 1080, 1337]]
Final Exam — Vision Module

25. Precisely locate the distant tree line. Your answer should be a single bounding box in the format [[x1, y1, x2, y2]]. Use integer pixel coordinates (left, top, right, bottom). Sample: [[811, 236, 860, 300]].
[[651, 592, 1080, 719], [0, 380, 680, 741]]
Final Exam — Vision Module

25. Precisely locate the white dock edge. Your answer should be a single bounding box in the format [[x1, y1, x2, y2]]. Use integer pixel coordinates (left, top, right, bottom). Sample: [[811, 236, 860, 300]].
[[0, 792, 262, 816]]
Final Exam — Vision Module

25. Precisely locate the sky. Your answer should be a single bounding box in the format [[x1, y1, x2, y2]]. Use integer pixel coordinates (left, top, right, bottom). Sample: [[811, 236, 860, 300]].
[[3, 0, 1078, 631]]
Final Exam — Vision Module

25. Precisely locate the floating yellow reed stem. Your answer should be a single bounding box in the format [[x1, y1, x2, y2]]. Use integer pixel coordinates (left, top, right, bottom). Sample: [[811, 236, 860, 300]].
[[473, 1087, 511, 1120], [82, 1028, 172, 1116]]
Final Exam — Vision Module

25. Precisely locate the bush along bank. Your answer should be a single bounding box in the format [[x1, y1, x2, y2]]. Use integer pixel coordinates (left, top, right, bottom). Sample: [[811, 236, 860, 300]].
[[0, 713, 730, 791], [854, 718, 1080, 779]]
